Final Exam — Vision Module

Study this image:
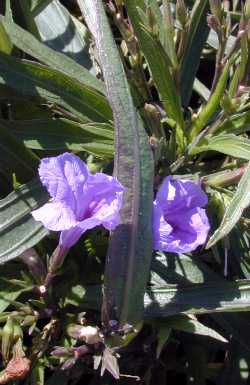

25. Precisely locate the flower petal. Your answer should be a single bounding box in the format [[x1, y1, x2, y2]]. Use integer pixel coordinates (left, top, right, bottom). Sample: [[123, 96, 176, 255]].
[[79, 173, 124, 229], [39, 153, 89, 211], [156, 176, 208, 214], [32, 201, 78, 231], [59, 226, 84, 250], [153, 202, 173, 251], [153, 204, 210, 253]]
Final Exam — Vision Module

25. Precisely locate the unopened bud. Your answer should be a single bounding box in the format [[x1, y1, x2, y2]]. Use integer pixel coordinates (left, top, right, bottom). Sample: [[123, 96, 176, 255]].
[[209, 0, 222, 23], [19, 249, 46, 281], [12, 322, 23, 343], [21, 315, 37, 327], [51, 347, 72, 358], [245, 0, 250, 19], [2, 318, 14, 362], [176, 0, 188, 26]]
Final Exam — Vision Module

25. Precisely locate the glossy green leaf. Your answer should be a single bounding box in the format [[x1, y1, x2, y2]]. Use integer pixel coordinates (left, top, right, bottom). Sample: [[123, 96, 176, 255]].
[[166, 314, 227, 341], [1, 17, 105, 94], [34, 0, 93, 69], [207, 162, 250, 247], [152, 314, 227, 345], [3, 118, 114, 157], [0, 180, 49, 263], [194, 78, 210, 101], [78, 0, 154, 326], [213, 111, 250, 135], [144, 279, 250, 317], [191, 134, 250, 160], [0, 52, 112, 123], [180, 0, 209, 106], [70, 279, 250, 318], [151, 252, 221, 286], [0, 22, 12, 54]]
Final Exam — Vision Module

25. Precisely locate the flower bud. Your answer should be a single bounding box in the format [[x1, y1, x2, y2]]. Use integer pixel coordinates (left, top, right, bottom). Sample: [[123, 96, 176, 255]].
[[209, 0, 222, 23], [245, 0, 250, 19], [176, 0, 188, 26], [19, 249, 46, 281], [51, 347, 72, 358], [1, 318, 14, 362]]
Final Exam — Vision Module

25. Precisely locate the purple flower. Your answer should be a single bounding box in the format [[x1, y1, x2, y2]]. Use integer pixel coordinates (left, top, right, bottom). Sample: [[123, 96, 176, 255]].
[[32, 153, 124, 252], [153, 176, 210, 254]]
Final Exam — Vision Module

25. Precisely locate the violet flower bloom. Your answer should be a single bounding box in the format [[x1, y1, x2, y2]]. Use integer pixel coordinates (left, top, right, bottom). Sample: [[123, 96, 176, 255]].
[[153, 176, 210, 254], [32, 153, 124, 252]]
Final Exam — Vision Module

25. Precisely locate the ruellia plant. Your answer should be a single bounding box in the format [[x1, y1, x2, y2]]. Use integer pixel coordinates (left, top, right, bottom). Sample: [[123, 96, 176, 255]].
[[0, 0, 250, 383]]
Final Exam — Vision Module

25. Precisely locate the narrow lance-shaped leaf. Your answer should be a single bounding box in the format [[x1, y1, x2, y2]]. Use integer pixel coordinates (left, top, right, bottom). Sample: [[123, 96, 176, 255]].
[[3, 118, 114, 158], [191, 133, 250, 160], [207, 162, 250, 248], [78, 0, 154, 326], [125, 0, 185, 151], [180, 0, 209, 107], [1, 17, 105, 94], [70, 279, 250, 317], [0, 180, 49, 263], [0, 52, 112, 123], [144, 279, 250, 318]]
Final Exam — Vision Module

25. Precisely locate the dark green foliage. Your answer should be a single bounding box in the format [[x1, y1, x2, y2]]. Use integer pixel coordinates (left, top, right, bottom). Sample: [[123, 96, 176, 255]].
[[0, 0, 250, 384]]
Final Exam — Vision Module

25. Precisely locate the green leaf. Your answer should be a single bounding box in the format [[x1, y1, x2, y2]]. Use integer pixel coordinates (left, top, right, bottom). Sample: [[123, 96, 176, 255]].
[[191, 134, 250, 160], [33, 0, 93, 69], [1, 17, 105, 94], [206, 162, 250, 248], [151, 314, 227, 356], [144, 279, 250, 317], [0, 22, 12, 54], [0, 263, 32, 312], [180, 0, 209, 106], [154, 321, 171, 358], [213, 111, 250, 135], [78, 0, 154, 326], [162, 314, 227, 342], [0, 121, 39, 184], [194, 78, 210, 101], [70, 279, 250, 318], [125, 0, 185, 150], [207, 29, 236, 54], [189, 54, 237, 141], [151, 252, 221, 286], [0, 52, 112, 123], [15, 0, 41, 39], [3, 118, 114, 157], [0, 179, 49, 263]]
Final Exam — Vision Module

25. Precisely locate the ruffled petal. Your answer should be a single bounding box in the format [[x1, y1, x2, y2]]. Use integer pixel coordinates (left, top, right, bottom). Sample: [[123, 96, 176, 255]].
[[156, 176, 208, 215], [79, 172, 124, 229], [32, 201, 78, 231], [39, 153, 89, 212], [153, 206, 210, 253], [153, 201, 173, 251]]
